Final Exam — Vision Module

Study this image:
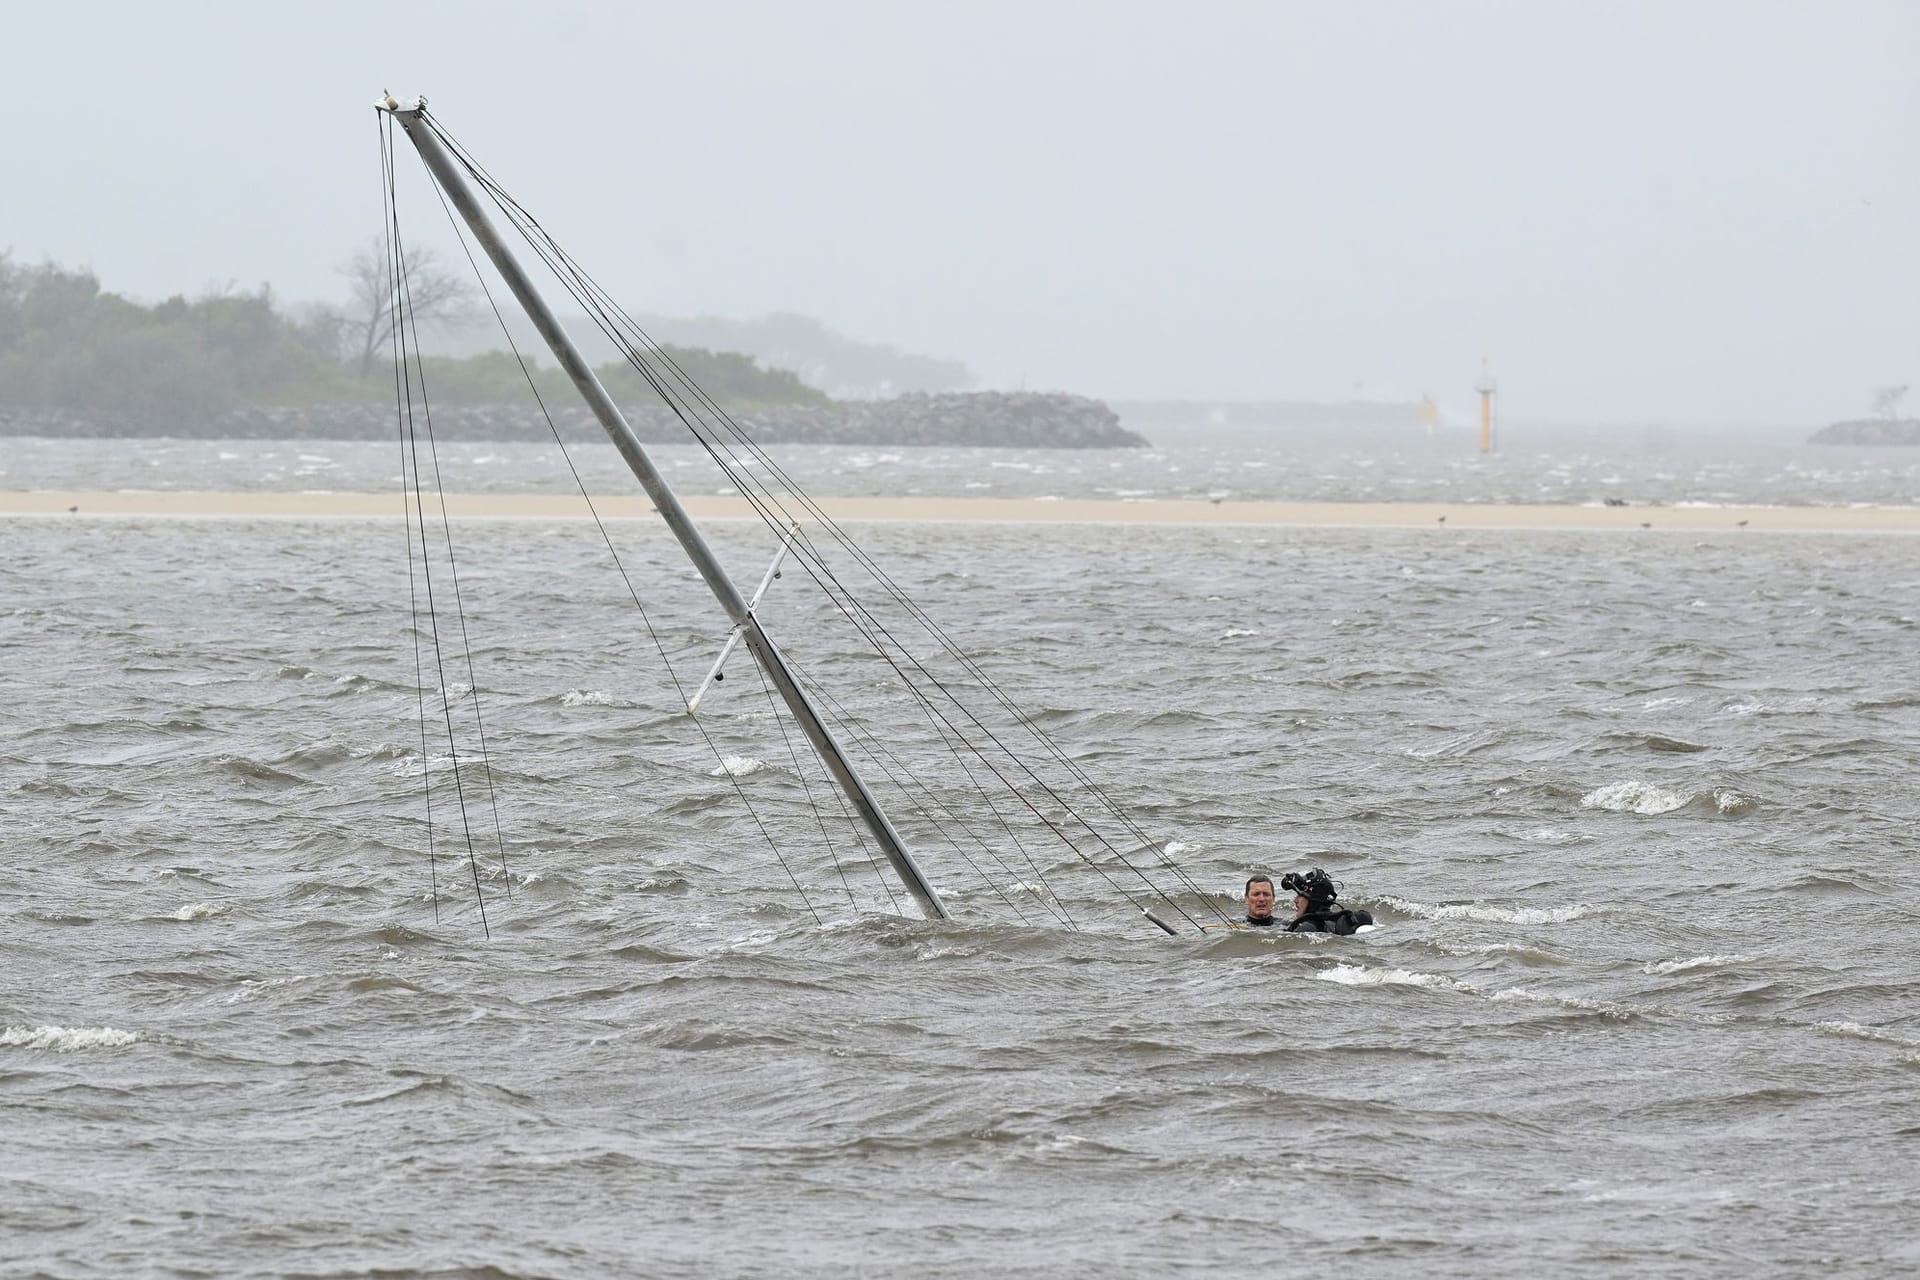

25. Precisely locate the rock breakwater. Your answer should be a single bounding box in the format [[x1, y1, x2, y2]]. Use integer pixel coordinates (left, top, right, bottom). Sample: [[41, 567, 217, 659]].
[[1809, 418, 1920, 446], [0, 391, 1147, 448]]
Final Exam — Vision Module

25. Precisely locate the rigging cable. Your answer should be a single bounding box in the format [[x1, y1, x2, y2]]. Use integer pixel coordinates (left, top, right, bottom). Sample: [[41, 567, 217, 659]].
[[412, 134, 831, 925], [420, 111, 1226, 930], [381, 110, 495, 934]]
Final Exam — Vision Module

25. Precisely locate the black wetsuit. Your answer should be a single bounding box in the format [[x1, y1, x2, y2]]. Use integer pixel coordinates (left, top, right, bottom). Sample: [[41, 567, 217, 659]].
[[1285, 904, 1374, 935], [1240, 914, 1279, 928]]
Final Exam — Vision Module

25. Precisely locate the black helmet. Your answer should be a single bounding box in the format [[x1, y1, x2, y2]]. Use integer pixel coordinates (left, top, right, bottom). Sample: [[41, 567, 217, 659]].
[[1280, 868, 1337, 905]]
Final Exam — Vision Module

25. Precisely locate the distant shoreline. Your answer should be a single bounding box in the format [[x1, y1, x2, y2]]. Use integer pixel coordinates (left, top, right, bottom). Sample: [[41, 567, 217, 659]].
[[5, 490, 1918, 532]]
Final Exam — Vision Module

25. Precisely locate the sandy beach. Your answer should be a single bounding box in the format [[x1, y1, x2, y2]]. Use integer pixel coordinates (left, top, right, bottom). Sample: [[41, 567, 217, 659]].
[[3, 489, 1918, 531]]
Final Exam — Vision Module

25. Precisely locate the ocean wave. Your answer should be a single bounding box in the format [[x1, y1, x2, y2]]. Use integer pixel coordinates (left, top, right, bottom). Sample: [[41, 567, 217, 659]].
[[225, 976, 313, 1004], [375, 750, 489, 776], [1316, 963, 1455, 990], [1431, 940, 1567, 965], [1817, 1020, 1920, 1049], [1488, 988, 1640, 1020], [1374, 895, 1594, 925], [1581, 779, 1689, 814], [1579, 780, 1756, 816], [1515, 827, 1587, 844], [1642, 954, 1755, 976], [710, 755, 767, 778], [1, 1024, 142, 1052], [170, 901, 231, 922]]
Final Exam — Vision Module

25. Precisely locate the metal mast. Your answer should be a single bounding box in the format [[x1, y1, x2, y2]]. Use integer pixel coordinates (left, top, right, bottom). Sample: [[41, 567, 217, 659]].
[[381, 98, 948, 920]]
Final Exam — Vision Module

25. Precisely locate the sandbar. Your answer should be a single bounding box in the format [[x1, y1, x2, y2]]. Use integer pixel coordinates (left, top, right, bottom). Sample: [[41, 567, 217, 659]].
[[2, 489, 1918, 532]]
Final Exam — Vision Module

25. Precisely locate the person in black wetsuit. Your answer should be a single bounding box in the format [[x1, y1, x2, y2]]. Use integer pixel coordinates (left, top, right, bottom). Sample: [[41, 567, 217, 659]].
[[1240, 874, 1279, 927], [1281, 868, 1374, 935]]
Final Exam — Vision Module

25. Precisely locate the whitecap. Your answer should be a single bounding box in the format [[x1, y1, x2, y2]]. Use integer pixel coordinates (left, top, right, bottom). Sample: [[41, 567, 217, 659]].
[[1642, 954, 1755, 976], [1218, 628, 1258, 640], [1375, 895, 1593, 925], [225, 975, 311, 1004], [711, 755, 766, 778], [561, 689, 614, 707], [1712, 788, 1755, 815], [1316, 963, 1452, 989], [1, 1024, 141, 1052], [1489, 988, 1635, 1019], [1817, 1021, 1920, 1049], [1581, 780, 1690, 815], [171, 902, 230, 922], [380, 751, 483, 776]]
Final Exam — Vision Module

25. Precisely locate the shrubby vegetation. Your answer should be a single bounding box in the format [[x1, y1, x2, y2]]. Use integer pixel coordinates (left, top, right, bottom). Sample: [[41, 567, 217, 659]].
[[0, 254, 827, 420]]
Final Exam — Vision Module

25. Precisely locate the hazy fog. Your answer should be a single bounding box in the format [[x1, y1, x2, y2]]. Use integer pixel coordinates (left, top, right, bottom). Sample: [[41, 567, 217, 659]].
[[9, 0, 1915, 426]]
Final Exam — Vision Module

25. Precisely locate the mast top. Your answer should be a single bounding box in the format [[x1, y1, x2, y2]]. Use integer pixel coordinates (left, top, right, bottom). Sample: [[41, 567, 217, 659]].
[[376, 92, 427, 116]]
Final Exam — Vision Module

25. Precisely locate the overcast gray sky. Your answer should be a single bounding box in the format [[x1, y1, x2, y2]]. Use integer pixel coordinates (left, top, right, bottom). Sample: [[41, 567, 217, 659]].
[[8, 0, 1915, 424]]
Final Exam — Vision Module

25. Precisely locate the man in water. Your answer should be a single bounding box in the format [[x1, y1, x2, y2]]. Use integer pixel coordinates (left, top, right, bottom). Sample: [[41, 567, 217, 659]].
[[1281, 868, 1374, 935], [1240, 874, 1279, 927]]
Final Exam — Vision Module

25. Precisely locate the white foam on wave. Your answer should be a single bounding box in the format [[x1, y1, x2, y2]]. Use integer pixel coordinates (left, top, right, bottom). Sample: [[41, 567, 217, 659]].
[[380, 751, 485, 776], [1, 1024, 142, 1052], [171, 902, 230, 922], [1581, 779, 1689, 815], [1712, 788, 1755, 814], [1817, 1021, 1920, 1049], [1439, 940, 1559, 960], [1643, 954, 1754, 976], [225, 975, 312, 1005], [710, 755, 766, 778], [1316, 963, 1453, 990], [1489, 988, 1636, 1019], [1375, 894, 1594, 925], [561, 689, 614, 707], [1218, 628, 1258, 640], [1642, 695, 1692, 711]]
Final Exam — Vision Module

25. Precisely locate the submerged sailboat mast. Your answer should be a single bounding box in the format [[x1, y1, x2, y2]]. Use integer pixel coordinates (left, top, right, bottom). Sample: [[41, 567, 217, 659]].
[[381, 98, 949, 921]]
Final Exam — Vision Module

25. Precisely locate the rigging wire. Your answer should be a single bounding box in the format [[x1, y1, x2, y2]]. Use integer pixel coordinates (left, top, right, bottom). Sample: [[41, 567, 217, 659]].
[[411, 131, 831, 926], [743, 653, 874, 915], [394, 183, 513, 901], [428, 109, 1216, 928], [382, 117, 441, 926], [415, 109, 1224, 932], [381, 110, 492, 935]]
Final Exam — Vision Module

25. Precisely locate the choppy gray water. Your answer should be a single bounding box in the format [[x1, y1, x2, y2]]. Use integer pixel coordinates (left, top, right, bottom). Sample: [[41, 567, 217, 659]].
[[4, 510, 1919, 1277], [7, 431, 1920, 506]]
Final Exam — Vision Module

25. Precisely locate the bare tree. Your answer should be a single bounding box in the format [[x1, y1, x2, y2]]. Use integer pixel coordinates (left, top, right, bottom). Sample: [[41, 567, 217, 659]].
[[339, 239, 476, 376], [1870, 385, 1909, 421]]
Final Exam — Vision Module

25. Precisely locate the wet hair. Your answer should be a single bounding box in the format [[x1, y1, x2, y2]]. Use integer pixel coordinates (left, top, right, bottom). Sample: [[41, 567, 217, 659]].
[[1281, 868, 1338, 906], [1244, 874, 1275, 896]]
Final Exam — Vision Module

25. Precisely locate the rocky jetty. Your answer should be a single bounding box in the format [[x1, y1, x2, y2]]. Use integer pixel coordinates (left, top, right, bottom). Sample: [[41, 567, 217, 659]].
[[0, 391, 1148, 449], [1809, 418, 1920, 446]]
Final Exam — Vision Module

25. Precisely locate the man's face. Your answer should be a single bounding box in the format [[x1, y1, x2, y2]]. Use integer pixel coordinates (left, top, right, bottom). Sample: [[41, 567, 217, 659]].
[[1246, 880, 1275, 918], [1294, 894, 1310, 916]]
